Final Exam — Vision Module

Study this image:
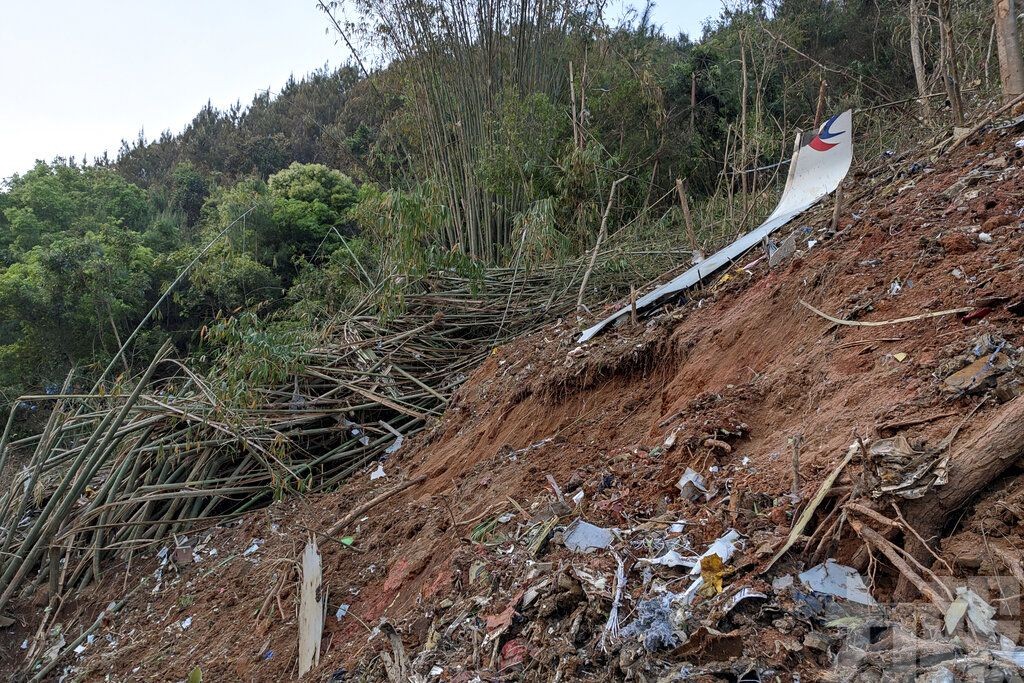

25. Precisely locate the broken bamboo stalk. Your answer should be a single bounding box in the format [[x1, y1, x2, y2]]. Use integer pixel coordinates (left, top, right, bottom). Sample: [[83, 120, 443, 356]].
[[799, 300, 972, 327], [298, 540, 324, 677], [765, 445, 853, 571], [326, 475, 427, 537], [577, 177, 627, 312], [946, 91, 1024, 154]]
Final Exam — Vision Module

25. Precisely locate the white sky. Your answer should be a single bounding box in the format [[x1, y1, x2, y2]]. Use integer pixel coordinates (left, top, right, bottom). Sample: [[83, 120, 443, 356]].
[[0, 1, 721, 182]]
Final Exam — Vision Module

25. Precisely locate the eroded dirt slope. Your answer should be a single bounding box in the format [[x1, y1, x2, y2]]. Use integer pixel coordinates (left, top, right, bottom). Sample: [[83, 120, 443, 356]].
[[7, 127, 1024, 682]]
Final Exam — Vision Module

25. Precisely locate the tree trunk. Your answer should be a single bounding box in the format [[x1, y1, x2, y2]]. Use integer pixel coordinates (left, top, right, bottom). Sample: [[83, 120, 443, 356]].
[[938, 0, 965, 125], [897, 397, 1024, 602], [909, 0, 932, 121], [995, 0, 1024, 101]]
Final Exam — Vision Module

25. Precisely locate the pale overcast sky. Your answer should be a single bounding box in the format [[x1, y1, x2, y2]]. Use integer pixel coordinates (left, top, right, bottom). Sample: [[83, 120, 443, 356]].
[[0, 1, 721, 181]]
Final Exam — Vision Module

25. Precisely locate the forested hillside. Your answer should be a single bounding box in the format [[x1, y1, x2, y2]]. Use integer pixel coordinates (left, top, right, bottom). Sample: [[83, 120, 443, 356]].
[[5, 1, 1024, 679], [0, 0, 1012, 399]]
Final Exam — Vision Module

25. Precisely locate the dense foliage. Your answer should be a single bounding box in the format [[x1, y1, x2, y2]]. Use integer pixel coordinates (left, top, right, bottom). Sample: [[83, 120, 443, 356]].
[[0, 0, 1011, 397]]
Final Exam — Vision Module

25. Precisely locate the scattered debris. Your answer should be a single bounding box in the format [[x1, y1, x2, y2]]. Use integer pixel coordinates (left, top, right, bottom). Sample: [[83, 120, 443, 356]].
[[15, 115, 1024, 683], [944, 349, 1011, 393], [562, 520, 615, 553], [676, 467, 708, 500], [945, 587, 996, 637], [768, 232, 797, 268], [726, 587, 768, 612], [798, 560, 876, 606], [242, 539, 264, 557], [869, 436, 949, 499], [620, 592, 685, 651], [691, 529, 742, 575]]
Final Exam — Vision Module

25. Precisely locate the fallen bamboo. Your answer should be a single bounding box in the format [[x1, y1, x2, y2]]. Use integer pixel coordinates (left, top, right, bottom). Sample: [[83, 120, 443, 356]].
[[765, 445, 853, 571], [0, 251, 683, 627], [326, 475, 427, 537], [799, 300, 971, 327]]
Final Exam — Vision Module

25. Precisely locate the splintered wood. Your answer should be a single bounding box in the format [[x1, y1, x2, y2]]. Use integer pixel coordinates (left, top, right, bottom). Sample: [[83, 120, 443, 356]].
[[298, 540, 324, 677]]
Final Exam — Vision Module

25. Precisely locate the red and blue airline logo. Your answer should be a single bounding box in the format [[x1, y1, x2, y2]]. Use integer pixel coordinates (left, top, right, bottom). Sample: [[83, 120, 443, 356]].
[[809, 113, 844, 152]]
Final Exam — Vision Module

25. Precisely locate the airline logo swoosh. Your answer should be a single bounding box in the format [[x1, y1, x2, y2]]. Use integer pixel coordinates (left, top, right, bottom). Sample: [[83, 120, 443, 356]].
[[809, 113, 845, 152]]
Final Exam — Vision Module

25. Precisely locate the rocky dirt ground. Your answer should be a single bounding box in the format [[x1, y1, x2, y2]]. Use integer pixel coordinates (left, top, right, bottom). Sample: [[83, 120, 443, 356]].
[[4, 123, 1024, 682]]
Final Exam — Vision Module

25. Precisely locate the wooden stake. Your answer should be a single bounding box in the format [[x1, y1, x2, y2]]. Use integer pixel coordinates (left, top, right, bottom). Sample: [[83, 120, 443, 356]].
[[814, 78, 828, 130], [630, 286, 638, 326], [790, 434, 803, 499], [675, 178, 698, 254], [831, 185, 844, 232]]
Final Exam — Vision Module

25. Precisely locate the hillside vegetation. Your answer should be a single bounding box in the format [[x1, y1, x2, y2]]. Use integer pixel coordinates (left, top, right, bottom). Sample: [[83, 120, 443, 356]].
[[0, 0, 1010, 401]]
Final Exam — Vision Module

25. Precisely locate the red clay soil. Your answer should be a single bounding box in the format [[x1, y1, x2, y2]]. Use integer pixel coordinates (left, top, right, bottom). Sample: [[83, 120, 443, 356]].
[[4, 128, 1024, 682]]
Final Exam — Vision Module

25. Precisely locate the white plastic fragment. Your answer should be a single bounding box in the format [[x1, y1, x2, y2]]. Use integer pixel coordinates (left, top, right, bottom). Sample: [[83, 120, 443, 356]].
[[385, 436, 403, 456], [571, 489, 585, 506], [180, 616, 192, 630], [676, 468, 707, 501], [772, 574, 794, 591], [370, 463, 386, 480], [690, 529, 742, 576], [638, 549, 690, 568], [945, 587, 996, 636], [798, 559, 876, 606], [336, 604, 349, 622], [978, 232, 993, 243], [726, 587, 767, 611], [242, 539, 263, 557], [562, 520, 614, 553]]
